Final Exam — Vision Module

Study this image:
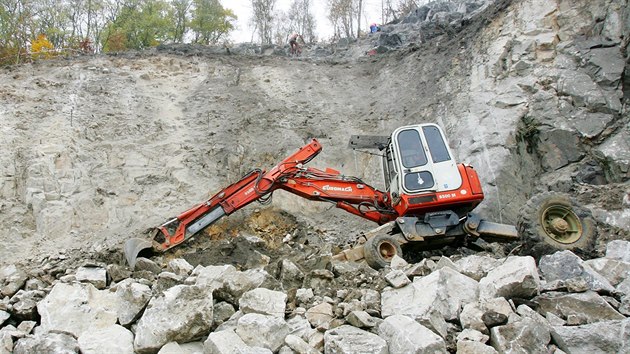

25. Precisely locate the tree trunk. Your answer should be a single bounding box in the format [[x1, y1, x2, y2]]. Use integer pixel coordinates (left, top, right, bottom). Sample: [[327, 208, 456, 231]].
[[357, 0, 362, 38]]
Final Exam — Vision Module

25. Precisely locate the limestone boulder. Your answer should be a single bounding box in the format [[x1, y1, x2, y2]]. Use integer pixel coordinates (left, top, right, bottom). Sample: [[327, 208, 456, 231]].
[[286, 315, 314, 340], [456, 328, 489, 343], [204, 329, 267, 354], [235, 313, 289, 352], [454, 255, 500, 281], [238, 288, 287, 318], [153, 272, 185, 295], [346, 310, 377, 328], [459, 297, 514, 334], [9, 289, 44, 320], [213, 302, 236, 328], [37, 282, 119, 337], [0, 311, 8, 326], [77, 324, 134, 354], [193, 265, 267, 304], [584, 258, 630, 286], [479, 256, 539, 300], [324, 325, 387, 354], [535, 291, 625, 324], [378, 315, 447, 353], [0, 265, 27, 297], [539, 251, 615, 292], [384, 269, 410, 288], [134, 284, 214, 353], [457, 340, 498, 354], [75, 266, 107, 289], [112, 278, 152, 326], [135, 258, 163, 274], [606, 240, 630, 262], [279, 259, 305, 290], [552, 318, 630, 354], [306, 302, 334, 328], [157, 341, 204, 354], [0, 328, 12, 354], [167, 258, 194, 276], [489, 318, 550, 354], [382, 267, 479, 321], [13, 332, 79, 354], [284, 334, 319, 354]]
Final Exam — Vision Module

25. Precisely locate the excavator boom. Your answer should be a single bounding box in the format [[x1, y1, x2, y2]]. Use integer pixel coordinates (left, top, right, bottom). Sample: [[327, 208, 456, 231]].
[[124, 139, 394, 267]]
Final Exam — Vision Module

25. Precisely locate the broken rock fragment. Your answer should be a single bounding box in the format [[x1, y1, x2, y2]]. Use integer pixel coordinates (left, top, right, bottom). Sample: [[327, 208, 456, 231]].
[[324, 325, 388, 354], [345, 310, 377, 328], [113, 278, 152, 326], [235, 313, 289, 352], [0, 265, 27, 298], [204, 329, 264, 354], [535, 291, 625, 324], [552, 318, 630, 354], [239, 287, 287, 318], [382, 267, 478, 321], [9, 289, 44, 320], [305, 302, 334, 328], [37, 282, 118, 337], [459, 297, 513, 334], [384, 269, 410, 288], [75, 266, 107, 289], [77, 324, 134, 354], [539, 251, 615, 292], [13, 332, 79, 354], [606, 240, 630, 262], [167, 258, 194, 276], [134, 284, 214, 353], [378, 314, 447, 353], [479, 256, 539, 300], [489, 317, 551, 354]]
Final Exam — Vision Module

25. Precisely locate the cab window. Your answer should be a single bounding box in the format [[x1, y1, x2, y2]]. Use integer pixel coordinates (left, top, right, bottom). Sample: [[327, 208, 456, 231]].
[[422, 126, 451, 163], [397, 129, 427, 168], [404, 171, 434, 191]]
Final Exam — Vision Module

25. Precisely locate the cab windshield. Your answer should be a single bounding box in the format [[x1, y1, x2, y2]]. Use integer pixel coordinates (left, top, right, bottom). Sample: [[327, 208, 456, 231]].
[[397, 129, 427, 168]]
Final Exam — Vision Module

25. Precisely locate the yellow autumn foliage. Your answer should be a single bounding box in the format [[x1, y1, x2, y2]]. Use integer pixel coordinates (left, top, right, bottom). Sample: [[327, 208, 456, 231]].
[[31, 34, 55, 59]]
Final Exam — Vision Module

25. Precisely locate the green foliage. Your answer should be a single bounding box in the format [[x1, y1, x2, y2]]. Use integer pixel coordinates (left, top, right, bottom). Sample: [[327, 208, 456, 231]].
[[0, 0, 238, 62], [189, 0, 236, 45], [102, 0, 171, 51]]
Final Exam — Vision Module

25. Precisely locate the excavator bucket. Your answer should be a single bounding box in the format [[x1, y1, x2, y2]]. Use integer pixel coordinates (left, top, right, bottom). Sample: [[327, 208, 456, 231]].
[[124, 238, 154, 269]]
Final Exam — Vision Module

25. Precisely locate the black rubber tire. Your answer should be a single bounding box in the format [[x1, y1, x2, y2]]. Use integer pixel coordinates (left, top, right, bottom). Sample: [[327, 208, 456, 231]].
[[517, 192, 597, 257], [363, 234, 403, 270]]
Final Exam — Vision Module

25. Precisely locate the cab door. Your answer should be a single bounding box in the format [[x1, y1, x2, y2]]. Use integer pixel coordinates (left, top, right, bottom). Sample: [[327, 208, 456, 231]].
[[392, 124, 461, 194]]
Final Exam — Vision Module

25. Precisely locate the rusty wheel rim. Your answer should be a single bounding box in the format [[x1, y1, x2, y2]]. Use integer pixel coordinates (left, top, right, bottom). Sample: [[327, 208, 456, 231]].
[[541, 205, 582, 244], [378, 241, 397, 260]]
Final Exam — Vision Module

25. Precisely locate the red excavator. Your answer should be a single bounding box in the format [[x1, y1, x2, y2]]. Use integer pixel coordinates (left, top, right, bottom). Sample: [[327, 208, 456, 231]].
[[125, 123, 595, 269]]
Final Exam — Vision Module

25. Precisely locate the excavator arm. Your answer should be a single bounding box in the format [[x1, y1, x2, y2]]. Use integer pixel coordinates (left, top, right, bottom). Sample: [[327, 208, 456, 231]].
[[124, 139, 394, 267]]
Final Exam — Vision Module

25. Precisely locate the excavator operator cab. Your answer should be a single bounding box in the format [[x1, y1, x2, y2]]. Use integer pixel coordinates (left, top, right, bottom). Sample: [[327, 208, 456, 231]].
[[383, 123, 462, 197]]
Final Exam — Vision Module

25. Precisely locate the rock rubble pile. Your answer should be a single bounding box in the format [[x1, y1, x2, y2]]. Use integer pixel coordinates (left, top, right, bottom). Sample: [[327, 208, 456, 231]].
[[1, 239, 629, 354]]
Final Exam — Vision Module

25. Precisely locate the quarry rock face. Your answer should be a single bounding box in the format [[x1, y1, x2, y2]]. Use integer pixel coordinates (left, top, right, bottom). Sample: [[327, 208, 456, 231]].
[[0, 0, 628, 352]]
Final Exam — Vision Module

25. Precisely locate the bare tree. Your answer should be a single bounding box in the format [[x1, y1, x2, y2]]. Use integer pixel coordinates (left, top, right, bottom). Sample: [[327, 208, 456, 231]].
[[356, 0, 362, 37], [250, 0, 275, 45], [395, 0, 419, 18], [279, 0, 315, 42], [327, 0, 355, 39]]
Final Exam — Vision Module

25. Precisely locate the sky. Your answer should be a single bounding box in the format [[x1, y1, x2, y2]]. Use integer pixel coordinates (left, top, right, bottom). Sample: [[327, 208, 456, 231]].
[[226, 0, 384, 43]]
